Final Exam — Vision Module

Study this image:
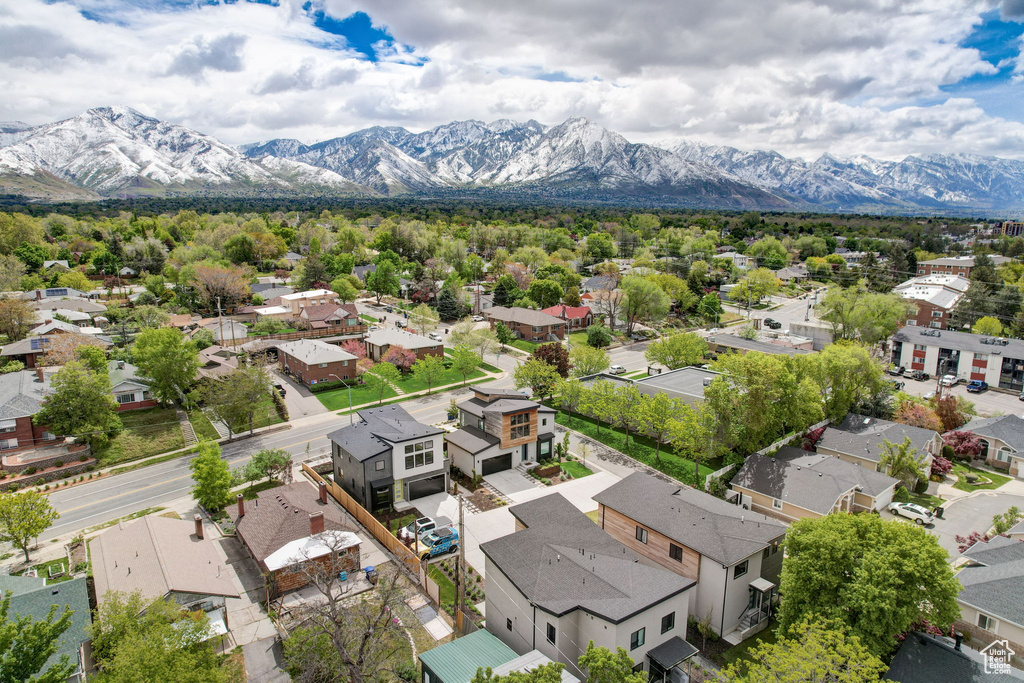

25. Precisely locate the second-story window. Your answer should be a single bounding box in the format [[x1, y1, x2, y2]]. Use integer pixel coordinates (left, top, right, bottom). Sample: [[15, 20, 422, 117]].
[[510, 412, 531, 440]]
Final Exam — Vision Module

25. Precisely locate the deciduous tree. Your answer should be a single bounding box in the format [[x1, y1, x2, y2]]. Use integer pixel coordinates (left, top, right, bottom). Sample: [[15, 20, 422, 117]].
[[644, 332, 707, 370], [243, 448, 292, 484], [779, 514, 961, 657], [330, 277, 359, 303], [0, 297, 36, 342], [0, 490, 59, 562], [450, 344, 480, 385], [493, 321, 516, 347], [569, 344, 609, 377], [635, 392, 686, 462], [34, 360, 121, 448], [189, 441, 233, 511], [879, 437, 928, 486], [365, 260, 399, 304], [0, 590, 74, 683], [942, 430, 983, 459], [620, 276, 670, 334], [133, 328, 200, 405], [513, 359, 561, 401], [893, 401, 943, 433], [363, 363, 401, 404], [410, 354, 447, 394], [409, 304, 440, 334], [533, 342, 572, 377], [382, 345, 416, 373]]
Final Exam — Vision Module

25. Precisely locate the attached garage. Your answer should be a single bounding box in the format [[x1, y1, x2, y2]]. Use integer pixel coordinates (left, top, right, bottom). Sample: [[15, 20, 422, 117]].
[[408, 474, 446, 500], [481, 453, 512, 476]]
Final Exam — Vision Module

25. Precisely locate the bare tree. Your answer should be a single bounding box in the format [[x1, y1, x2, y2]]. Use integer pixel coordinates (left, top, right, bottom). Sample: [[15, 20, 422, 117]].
[[283, 551, 413, 683]]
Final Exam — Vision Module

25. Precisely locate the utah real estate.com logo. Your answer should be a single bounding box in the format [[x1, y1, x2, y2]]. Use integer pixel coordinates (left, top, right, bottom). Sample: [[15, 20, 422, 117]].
[[982, 639, 1014, 675]]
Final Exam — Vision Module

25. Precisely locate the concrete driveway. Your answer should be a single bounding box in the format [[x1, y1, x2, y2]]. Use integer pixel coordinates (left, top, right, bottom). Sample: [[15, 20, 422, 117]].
[[484, 469, 542, 497], [413, 471, 620, 577], [925, 491, 1024, 556], [273, 370, 328, 419]]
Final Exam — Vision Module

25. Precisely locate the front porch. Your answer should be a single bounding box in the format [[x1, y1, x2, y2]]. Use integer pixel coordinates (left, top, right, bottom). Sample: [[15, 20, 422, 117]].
[[722, 577, 775, 646]]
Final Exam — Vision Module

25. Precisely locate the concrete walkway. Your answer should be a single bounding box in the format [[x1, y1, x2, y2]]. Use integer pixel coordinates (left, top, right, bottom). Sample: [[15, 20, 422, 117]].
[[242, 637, 290, 683]]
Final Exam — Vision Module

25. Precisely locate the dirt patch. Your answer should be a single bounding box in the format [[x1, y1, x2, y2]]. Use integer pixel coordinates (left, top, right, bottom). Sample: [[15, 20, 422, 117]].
[[687, 621, 731, 666]]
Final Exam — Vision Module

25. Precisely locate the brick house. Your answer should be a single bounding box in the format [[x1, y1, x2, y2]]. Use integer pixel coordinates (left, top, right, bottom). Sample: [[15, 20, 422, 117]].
[[893, 274, 970, 330], [485, 307, 567, 341], [108, 360, 158, 411], [917, 255, 1012, 277], [363, 329, 443, 363], [445, 385, 556, 476], [0, 368, 59, 453], [297, 303, 366, 333], [277, 339, 358, 386], [234, 482, 360, 597], [540, 304, 593, 330]]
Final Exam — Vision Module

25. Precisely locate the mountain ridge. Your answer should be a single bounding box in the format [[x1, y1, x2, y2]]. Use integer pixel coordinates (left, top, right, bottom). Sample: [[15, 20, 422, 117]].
[[1, 106, 1023, 214]]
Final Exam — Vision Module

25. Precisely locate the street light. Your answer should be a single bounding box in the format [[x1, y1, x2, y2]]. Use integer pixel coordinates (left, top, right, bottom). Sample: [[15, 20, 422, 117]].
[[327, 373, 354, 425]]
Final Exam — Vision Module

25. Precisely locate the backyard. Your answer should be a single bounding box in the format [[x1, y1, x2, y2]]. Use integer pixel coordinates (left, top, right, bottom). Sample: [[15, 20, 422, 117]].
[[315, 360, 491, 411], [93, 407, 185, 466], [553, 409, 720, 484]]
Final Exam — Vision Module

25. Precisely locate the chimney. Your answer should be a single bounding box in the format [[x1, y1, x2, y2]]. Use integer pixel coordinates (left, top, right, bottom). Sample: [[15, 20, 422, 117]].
[[954, 631, 963, 651], [319, 481, 328, 504], [237, 493, 245, 518], [193, 514, 204, 540], [309, 511, 325, 535], [35, 290, 41, 301], [44, 319, 52, 325], [35, 367, 44, 383]]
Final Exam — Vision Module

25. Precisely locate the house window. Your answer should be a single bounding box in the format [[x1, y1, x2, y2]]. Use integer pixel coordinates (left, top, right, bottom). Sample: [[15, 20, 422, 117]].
[[931, 310, 943, 317], [636, 526, 648, 544], [669, 543, 683, 562], [997, 448, 1013, 463], [375, 460, 385, 471], [416, 442, 424, 452], [772, 544, 779, 555], [930, 321, 942, 328], [734, 561, 749, 579], [425, 452, 434, 466], [42, 432, 55, 441], [661, 612, 675, 634], [763, 547, 770, 560], [319, 363, 329, 368], [976, 354, 989, 362], [539, 441, 551, 457], [973, 365, 986, 374], [546, 623, 556, 644], [630, 627, 645, 650], [772, 498, 783, 509], [406, 445, 414, 454], [405, 456, 414, 470], [0, 423, 15, 433], [506, 618, 512, 632], [978, 613, 997, 632], [542, 418, 547, 426], [0, 439, 18, 450], [116, 393, 135, 404], [913, 344, 926, 351]]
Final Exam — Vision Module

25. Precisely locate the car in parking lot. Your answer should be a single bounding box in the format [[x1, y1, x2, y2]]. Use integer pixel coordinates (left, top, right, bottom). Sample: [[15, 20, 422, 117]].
[[888, 366, 905, 376], [764, 318, 782, 329], [910, 369, 930, 381], [940, 374, 960, 387], [888, 501, 934, 525], [889, 380, 905, 391], [967, 380, 989, 393], [608, 365, 626, 375]]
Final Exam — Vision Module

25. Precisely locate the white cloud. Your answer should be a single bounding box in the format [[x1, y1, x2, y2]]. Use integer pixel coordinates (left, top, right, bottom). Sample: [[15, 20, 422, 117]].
[[0, 0, 1022, 161]]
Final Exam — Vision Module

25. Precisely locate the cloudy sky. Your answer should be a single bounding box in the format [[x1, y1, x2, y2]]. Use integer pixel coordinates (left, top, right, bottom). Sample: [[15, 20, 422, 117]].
[[2, 0, 1024, 160]]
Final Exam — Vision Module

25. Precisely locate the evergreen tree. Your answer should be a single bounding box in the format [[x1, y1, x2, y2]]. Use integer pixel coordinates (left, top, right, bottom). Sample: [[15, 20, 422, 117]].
[[436, 287, 461, 321]]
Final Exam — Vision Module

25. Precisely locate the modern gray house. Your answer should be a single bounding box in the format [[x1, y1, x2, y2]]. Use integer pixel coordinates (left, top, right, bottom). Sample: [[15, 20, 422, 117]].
[[327, 405, 447, 512]]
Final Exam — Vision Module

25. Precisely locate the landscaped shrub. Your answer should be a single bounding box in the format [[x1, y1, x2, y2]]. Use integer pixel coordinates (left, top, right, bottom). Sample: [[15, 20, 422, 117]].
[[913, 478, 929, 494], [54, 461, 63, 468], [79, 454, 89, 462], [21, 467, 36, 476]]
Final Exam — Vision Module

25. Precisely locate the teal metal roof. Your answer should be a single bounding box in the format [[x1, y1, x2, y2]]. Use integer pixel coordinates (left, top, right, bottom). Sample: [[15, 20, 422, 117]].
[[418, 630, 518, 683], [4, 576, 91, 675]]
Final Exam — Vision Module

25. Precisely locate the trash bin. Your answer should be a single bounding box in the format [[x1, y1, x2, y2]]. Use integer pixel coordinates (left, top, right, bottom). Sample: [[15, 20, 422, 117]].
[[933, 506, 945, 519], [338, 571, 348, 582], [364, 566, 378, 584]]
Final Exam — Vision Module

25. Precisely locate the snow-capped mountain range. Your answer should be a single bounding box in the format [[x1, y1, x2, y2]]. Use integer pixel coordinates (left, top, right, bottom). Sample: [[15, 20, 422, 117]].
[[2, 106, 1023, 214]]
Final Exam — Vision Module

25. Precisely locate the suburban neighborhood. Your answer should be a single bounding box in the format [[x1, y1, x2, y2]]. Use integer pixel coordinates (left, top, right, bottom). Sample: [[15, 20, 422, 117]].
[[2, 208, 1024, 682]]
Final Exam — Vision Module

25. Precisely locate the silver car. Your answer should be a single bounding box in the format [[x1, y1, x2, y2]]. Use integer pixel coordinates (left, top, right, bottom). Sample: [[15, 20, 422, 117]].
[[888, 501, 934, 525]]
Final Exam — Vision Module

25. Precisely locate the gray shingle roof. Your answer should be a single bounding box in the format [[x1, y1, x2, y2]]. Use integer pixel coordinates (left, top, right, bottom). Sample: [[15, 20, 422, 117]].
[[482, 494, 695, 623], [107, 359, 149, 389], [444, 425, 499, 455], [277, 339, 357, 365], [593, 472, 786, 566], [958, 535, 1024, 628], [327, 404, 443, 462], [885, 632, 1024, 682], [963, 415, 1024, 453], [818, 414, 937, 463], [457, 395, 553, 419], [485, 306, 566, 328], [363, 328, 441, 351], [0, 575, 91, 676], [706, 334, 812, 356], [234, 482, 356, 566], [731, 447, 900, 514], [0, 369, 55, 420]]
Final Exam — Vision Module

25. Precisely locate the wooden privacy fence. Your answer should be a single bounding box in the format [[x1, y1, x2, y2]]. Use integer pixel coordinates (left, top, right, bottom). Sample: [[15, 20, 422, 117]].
[[301, 463, 423, 579], [222, 326, 363, 347]]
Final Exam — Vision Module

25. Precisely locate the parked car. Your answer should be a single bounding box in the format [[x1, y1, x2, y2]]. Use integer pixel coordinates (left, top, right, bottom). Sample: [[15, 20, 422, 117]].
[[419, 527, 459, 560], [764, 318, 782, 330], [888, 502, 934, 525], [368, 325, 380, 331], [395, 319, 407, 328], [889, 380, 905, 391], [472, 315, 484, 322], [428, 332, 443, 341], [398, 517, 436, 543], [967, 380, 989, 393], [910, 369, 930, 381], [608, 365, 626, 375], [272, 383, 286, 397], [888, 366, 906, 376], [940, 374, 960, 387], [923, 390, 936, 400]]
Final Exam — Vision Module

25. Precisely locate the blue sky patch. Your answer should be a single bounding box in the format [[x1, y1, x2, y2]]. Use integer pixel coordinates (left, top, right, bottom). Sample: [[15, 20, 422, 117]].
[[305, 8, 421, 63], [940, 10, 1024, 121]]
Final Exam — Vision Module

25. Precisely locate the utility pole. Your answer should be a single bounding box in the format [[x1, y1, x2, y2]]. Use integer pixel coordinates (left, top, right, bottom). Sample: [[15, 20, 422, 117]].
[[217, 296, 225, 348]]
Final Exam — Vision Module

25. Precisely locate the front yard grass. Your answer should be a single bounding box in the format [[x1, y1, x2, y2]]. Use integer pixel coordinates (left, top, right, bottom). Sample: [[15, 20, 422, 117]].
[[719, 619, 779, 669], [398, 366, 485, 393], [508, 339, 540, 353], [553, 410, 720, 484], [427, 565, 456, 608], [14, 557, 76, 583], [359, 313, 379, 323], [560, 460, 594, 478], [953, 462, 1011, 491], [317, 383, 398, 410], [568, 331, 590, 348], [187, 409, 219, 441], [94, 407, 184, 466]]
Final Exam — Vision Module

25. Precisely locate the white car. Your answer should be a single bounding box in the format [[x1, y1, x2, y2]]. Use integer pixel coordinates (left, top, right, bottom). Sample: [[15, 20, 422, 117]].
[[472, 315, 484, 322], [428, 332, 443, 341], [397, 517, 436, 542], [940, 374, 960, 387], [888, 502, 934, 525], [608, 365, 626, 375]]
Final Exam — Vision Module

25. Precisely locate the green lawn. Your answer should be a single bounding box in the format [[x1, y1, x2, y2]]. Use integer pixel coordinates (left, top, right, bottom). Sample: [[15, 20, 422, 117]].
[[553, 410, 720, 484], [428, 565, 456, 608], [187, 409, 219, 441], [568, 331, 590, 348], [317, 382, 398, 410], [907, 491, 945, 509], [720, 620, 779, 669], [561, 460, 594, 478], [359, 314, 379, 323], [585, 510, 600, 523], [444, 348, 501, 373], [623, 370, 648, 379], [94, 407, 185, 466], [509, 339, 540, 353], [398, 366, 485, 393], [229, 395, 284, 433], [14, 557, 76, 583], [953, 463, 1011, 491]]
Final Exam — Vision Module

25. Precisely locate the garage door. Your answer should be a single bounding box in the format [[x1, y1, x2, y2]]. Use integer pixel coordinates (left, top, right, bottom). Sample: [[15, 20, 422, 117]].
[[481, 453, 512, 476], [408, 474, 446, 500]]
